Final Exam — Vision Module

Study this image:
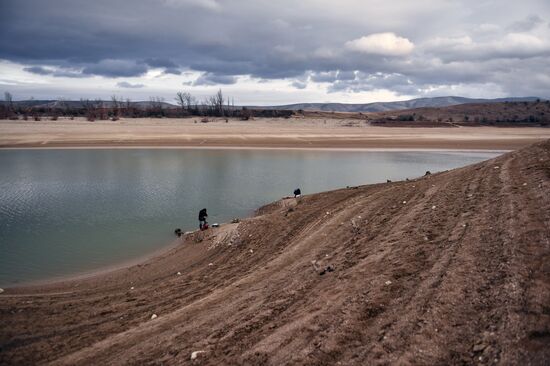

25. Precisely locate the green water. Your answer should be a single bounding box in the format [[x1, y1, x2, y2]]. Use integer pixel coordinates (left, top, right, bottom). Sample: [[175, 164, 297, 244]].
[[0, 148, 501, 286]]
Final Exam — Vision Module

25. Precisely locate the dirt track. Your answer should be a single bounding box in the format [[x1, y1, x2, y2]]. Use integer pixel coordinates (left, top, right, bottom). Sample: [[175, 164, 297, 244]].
[[1, 141, 549, 365]]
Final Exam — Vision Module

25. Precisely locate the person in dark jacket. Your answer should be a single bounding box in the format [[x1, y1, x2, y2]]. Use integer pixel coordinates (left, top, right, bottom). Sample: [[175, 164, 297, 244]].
[[198, 208, 208, 230], [294, 188, 301, 198]]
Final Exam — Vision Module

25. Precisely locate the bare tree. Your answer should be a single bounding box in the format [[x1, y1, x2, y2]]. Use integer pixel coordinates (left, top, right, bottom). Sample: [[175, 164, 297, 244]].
[[175, 92, 190, 114], [81, 99, 96, 121], [4, 92, 14, 117], [125, 98, 132, 117], [240, 106, 252, 120], [95, 99, 107, 120], [215, 89, 224, 116], [149, 96, 165, 117], [111, 95, 120, 120], [4, 91, 13, 107]]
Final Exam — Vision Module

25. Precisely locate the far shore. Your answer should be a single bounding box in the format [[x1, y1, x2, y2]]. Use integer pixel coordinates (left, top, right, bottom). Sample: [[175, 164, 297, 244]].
[[1, 117, 549, 150]]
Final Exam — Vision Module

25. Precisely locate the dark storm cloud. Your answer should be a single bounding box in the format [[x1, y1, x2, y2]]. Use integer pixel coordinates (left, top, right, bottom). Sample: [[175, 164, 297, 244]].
[[82, 60, 148, 77], [163, 68, 182, 75], [144, 58, 178, 69], [23, 66, 85, 78], [193, 72, 237, 85], [310, 71, 338, 83], [1, 0, 550, 97], [23, 66, 50, 75], [145, 58, 181, 74]]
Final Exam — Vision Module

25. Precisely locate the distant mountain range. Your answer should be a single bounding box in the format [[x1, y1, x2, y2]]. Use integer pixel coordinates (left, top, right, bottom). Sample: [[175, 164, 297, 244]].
[[3, 96, 544, 113], [255, 96, 543, 113]]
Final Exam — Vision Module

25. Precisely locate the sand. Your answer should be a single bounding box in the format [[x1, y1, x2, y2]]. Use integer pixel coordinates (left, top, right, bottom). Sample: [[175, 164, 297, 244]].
[[1, 140, 549, 365], [1, 117, 550, 150]]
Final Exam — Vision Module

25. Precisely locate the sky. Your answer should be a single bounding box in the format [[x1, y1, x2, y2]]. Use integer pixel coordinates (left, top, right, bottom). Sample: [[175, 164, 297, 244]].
[[1, 0, 549, 105]]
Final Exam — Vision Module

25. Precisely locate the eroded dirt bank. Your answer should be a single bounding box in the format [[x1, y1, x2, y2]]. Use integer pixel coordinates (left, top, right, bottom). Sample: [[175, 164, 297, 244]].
[[1, 141, 549, 365]]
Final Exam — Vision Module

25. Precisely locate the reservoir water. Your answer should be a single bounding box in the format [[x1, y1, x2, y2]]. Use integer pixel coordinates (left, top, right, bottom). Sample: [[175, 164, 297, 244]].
[[0, 148, 501, 286]]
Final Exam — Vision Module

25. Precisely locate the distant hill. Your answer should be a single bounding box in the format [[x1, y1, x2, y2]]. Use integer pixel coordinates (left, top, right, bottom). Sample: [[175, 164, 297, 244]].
[[253, 96, 543, 113], [366, 100, 550, 127], [2, 96, 544, 113]]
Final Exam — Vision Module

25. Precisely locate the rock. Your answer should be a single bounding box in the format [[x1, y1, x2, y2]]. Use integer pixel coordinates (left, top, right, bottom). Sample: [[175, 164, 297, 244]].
[[432, 205, 436, 209], [212, 223, 219, 227], [523, 183, 527, 186], [231, 218, 240, 223], [0, 288, 3, 294], [473, 343, 486, 352], [385, 280, 392, 285], [151, 314, 158, 320], [191, 350, 206, 360], [130, 287, 134, 290], [249, 249, 254, 253], [402, 201, 407, 204], [208, 263, 213, 266], [177, 272, 181, 276]]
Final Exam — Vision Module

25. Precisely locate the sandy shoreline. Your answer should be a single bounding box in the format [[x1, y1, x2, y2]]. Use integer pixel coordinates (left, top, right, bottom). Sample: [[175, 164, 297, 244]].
[[1, 117, 549, 150], [0, 145, 510, 153], [2, 237, 185, 290]]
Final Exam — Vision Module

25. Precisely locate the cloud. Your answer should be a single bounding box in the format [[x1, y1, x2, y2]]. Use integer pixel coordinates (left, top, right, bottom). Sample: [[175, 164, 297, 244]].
[[193, 72, 237, 85], [24, 65, 84, 78], [162, 0, 220, 11], [82, 60, 148, 77], [508, 15, 544, 32], [116, 81, 145, 88], [310, 71, 338, 83], [291, 80, 307, 89], [345, 33, 414, 56], [24, 66, 51, 75], [328, 72, 416, 94], [163, 68, 182, 75], [144, 58, 178, 69], [2, 0, 550, 100], [425, 33, 550, 61]]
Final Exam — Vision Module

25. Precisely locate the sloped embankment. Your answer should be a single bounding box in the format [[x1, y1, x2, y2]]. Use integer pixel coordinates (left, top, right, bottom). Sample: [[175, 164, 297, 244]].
[[1, 141, 549, 365]]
